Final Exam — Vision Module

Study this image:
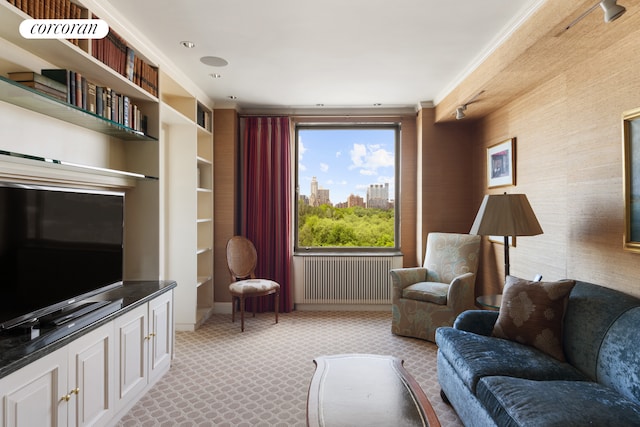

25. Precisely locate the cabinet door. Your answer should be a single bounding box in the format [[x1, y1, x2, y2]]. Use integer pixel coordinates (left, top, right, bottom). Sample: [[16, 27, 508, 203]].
[[67, 323, 114, 427], [113, 304, 148, 415], [148, 291, 173, 384], [0, 347, 68, 427]]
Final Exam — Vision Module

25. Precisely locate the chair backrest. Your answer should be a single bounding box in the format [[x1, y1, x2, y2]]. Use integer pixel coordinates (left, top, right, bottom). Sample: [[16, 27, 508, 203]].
[[226, 236, 257, 281], [423, 232, 481, 283]]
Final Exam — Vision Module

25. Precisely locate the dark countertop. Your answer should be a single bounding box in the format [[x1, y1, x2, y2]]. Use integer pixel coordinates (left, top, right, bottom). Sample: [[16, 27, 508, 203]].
[[0, 280, 176, 380]]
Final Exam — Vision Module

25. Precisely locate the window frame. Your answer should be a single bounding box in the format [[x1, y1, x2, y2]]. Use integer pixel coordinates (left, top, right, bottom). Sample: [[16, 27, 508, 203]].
[[294, 121, 401, 254]]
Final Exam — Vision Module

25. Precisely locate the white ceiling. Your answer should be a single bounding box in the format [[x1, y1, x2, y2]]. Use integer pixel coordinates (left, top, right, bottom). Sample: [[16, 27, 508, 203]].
[[104, 0, 542, 111]]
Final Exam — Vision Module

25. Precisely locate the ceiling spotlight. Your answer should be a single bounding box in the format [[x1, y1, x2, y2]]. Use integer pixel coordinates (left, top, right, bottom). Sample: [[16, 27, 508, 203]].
[[456, 105, 466, 120], [209, 73, 222, 79], [228, 95, 237, 100], [180, 41, 195, 48], [600, 0, 626, 22]]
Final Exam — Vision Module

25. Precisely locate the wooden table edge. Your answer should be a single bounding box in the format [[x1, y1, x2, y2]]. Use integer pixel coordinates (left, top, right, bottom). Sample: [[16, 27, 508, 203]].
[[306, 354, 441, 427]]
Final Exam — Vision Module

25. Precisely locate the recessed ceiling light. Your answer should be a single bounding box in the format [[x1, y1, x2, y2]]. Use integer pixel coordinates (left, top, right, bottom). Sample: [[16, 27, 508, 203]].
[[180, 41, 195, 48], [200, 56, 229, 67], [316, 103, 324, 107], [209, 73, 222, 79], [228, 95, 237, 100], [373, 103, 382, 107]]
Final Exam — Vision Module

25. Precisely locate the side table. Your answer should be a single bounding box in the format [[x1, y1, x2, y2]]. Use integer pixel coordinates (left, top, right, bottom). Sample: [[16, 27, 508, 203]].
[[476, 294, 502, 310]]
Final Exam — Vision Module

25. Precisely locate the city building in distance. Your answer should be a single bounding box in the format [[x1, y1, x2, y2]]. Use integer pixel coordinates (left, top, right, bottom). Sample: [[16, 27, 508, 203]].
[[301, 177, 391, 210]]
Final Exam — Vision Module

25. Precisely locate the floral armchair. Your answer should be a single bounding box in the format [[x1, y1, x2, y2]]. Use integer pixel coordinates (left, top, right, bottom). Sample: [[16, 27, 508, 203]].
[[390, 232, 481, 342]]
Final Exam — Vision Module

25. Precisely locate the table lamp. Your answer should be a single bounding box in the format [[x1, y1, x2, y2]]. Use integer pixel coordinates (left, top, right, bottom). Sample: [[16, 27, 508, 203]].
[[470, 193, 543, 277]]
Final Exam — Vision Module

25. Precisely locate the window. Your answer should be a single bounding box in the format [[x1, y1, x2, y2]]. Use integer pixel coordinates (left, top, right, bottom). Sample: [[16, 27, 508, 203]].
[[295, 123, 400, 251]]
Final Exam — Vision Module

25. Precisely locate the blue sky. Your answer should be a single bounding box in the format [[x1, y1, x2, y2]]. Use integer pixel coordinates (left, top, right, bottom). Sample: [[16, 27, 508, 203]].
[[297, 128, 396, 205]]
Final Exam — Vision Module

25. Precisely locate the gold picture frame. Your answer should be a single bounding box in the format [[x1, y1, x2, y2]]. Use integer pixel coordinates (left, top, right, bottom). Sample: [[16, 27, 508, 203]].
[[487, 138, 515, 188], [623, 108, 640, 253]]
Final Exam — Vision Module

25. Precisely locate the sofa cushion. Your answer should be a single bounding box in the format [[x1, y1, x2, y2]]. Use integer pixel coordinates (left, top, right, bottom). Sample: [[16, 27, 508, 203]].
[[597, 306, 640, 405], [492, 276, 575, 361], [435, 327, 587, 393], [477, 376, 640, 427], [402, 282, 448, 304], [563, 281, 640, 380]]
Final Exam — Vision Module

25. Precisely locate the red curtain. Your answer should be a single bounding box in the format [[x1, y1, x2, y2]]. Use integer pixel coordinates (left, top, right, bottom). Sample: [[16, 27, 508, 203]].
[[240, 116, 293, 312]]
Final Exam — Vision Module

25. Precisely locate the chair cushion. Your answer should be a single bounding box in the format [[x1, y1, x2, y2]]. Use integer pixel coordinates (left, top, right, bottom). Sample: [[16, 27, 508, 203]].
[[492, 276, 575, 361], [402, 281, 448, 304], [477, 376, 640, 427], [229, 279, 280, 294]]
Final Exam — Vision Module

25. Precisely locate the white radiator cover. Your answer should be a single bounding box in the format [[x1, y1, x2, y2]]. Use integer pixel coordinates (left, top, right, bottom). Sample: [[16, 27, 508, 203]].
[[293, 255, 403, 306]]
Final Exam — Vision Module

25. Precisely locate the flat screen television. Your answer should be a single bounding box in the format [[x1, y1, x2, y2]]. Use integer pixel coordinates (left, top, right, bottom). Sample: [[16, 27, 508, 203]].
[[0, 182, 124, 330]]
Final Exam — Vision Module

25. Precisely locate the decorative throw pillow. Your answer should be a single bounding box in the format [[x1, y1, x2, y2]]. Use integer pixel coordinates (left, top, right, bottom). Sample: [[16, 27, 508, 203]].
[[492, 276, 576, 361]]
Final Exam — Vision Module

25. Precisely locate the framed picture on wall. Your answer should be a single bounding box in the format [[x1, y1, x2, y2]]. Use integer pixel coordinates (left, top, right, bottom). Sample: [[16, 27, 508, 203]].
[[623, 108, 640, 253], [487, 138, 515, 188]]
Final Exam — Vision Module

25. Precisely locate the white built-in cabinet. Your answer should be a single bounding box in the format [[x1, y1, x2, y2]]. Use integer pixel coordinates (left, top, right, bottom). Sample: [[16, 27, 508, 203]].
[[0, 291, 173, 427], [113, 290, 173, 416], [161, 71, 214, 331], [0, 0, 211, 422], [0, 324, 113, 427]]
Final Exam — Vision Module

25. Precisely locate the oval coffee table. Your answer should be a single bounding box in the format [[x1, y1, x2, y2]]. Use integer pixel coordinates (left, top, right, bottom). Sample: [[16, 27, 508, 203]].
[[306, 354, 441, 427]]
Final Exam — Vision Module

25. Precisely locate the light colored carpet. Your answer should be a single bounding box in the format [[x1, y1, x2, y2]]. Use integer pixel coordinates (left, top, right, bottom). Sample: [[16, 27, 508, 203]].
[[115, 311, 462, 427]]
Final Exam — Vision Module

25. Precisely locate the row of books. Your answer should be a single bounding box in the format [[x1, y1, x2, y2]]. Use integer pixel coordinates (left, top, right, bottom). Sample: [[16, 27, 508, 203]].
[[8, 69, 148, 135], [6, 0, 159, 98], [6, 0, 85, 46], [91, 27, 159, 98]]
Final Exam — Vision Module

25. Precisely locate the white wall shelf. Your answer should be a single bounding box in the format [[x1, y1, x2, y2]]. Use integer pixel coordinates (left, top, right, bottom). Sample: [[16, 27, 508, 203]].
[[0, 76, 157, 141]]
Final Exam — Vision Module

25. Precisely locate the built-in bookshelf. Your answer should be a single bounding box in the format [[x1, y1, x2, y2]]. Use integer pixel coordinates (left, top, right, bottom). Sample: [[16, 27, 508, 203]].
[[161, 70, 214, 331], [1, 0, 215, 330], [0, 0, 161, 282]]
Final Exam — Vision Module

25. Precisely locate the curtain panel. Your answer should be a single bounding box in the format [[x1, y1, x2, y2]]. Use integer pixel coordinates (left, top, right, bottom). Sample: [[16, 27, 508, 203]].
[[240, 116, 293, 312]]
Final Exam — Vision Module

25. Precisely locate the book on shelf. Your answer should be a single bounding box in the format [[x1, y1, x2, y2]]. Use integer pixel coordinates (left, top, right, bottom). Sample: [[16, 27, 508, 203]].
[[16, 81, 67, 101], [8, 71, 67, 93], [87, 82, 96, 113], [41, 68, 72, 104]]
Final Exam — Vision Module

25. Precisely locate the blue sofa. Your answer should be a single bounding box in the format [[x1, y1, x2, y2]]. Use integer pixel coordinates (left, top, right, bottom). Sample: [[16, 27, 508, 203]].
[[435, 281, 640, 426]]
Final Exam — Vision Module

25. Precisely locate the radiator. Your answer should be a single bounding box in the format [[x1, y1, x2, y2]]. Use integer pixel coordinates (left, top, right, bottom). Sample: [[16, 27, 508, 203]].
[[294, 255, 403, 304]]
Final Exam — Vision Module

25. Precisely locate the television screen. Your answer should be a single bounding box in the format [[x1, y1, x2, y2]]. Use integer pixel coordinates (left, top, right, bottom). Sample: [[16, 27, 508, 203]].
[[0, 182, 124, 329]]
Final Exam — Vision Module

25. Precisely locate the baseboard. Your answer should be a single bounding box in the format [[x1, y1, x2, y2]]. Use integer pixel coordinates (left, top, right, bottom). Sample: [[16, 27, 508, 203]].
[[212, 302, 391, 313]]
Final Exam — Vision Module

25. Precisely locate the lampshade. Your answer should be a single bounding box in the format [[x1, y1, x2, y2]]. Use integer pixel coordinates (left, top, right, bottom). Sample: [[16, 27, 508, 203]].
[[470, 193, 543, 237], [470, 193, 543, 278], [600, 0, 626, 22]]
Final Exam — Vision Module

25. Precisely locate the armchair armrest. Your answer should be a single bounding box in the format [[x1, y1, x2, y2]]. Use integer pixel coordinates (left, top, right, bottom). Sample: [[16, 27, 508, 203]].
[[446, 272, 476, 313], [453, 310, 499, 336], [389, 267, 428, 300]]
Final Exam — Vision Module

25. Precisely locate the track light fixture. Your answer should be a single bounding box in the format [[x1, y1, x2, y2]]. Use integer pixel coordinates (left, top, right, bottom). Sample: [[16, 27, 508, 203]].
[[454, 90, 484, 120], [565, 0, 626, 31], [600, 0, 626, 22]]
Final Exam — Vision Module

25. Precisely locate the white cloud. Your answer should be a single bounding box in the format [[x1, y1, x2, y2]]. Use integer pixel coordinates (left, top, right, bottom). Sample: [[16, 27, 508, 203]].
[[299, 163, 307, 171], [349, 143, 393, 175], [320, 163, 329, 172], [336, 151, 342, 158], [298, 140, 307, 161], [349, 143, 367, 168]]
